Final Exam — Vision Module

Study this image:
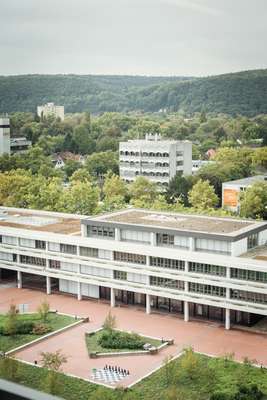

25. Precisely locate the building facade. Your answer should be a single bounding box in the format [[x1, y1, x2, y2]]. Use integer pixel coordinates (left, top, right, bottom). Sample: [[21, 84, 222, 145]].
[[0, 207, 267, 330], [0, 117, 10, 155], [37, 102, 64, 121], [119, 134, 192, 187], [222, 175, 267, 212]]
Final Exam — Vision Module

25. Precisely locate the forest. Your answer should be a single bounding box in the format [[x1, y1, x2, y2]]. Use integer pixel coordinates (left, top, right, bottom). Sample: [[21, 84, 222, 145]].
[[1, 69, 267, 116]]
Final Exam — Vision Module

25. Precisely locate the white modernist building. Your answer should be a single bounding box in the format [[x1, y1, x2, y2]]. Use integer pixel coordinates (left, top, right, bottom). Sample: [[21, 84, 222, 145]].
[[0, 117, 11, 155], [37, 102, 64, 121], [0, 207, 267, 330], [119, 134, 192, 187]]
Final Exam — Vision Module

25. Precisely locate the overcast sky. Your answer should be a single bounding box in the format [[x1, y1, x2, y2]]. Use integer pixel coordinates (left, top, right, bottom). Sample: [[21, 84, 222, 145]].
[[1, 0, 267, 77]]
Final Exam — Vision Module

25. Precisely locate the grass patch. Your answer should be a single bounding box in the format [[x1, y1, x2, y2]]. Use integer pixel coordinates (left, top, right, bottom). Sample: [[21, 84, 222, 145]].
[[1, 352, 267, 399], [0, 313, 77, 352], [85, 329, 161, 354]]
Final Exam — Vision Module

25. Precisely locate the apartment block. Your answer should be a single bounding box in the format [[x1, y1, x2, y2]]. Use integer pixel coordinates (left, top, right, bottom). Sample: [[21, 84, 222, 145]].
[[0, 116, 10, 155], [0, 207, 267, 330], [37, 102, 64, 121], [119, 134, 192, 187]]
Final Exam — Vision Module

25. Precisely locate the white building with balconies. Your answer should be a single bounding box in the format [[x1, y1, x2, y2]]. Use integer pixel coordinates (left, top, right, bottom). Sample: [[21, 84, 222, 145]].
[[0, 116, 10, 155], [0, 207, 267, 330], [119, 134, 192, 187]]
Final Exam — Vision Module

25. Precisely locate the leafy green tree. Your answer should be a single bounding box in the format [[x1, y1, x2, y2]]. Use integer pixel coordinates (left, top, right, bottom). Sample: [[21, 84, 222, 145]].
[[85, 151, 119, 177], [166, 173, 194, 206], [103, 173, 127, 210], [73, 124, 96, 155], [103, 311, 117, 331], [188, 179, 219, 210], [62, 180, 100, 215], [41, 350, 67, 395], [239, 182, 267, 219], [129, 176, 158, 207]]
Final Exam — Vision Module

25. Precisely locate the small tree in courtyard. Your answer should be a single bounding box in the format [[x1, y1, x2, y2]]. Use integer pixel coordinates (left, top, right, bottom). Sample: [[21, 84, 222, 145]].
[[41, 350, 67, 395], [4, 303, 18, 336], [103, 311, 117, 331], [37, 299, 50, 322]]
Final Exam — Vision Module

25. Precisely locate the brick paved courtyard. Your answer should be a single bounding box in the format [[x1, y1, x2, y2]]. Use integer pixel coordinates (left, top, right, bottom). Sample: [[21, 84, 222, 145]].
[[1, 287, 267, 388]]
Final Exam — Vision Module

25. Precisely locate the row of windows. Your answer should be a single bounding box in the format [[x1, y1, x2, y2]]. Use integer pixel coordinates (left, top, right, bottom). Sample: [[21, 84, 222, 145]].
[[87, 225, 115, 239], [157, 233, 174, 246], [138, 171, 169, 177], [189, 262, 226, 277], [248, 233, 258, 249], [150, 257, 185, 271], [189, 283, 226, 297], [150, 276, 184, 290], [114, 270, 127, 280], [114, 251, 146, 265], [231, 289, 267, 305], [231, 268, 267, 283], [80, 246, 99, 258], [20, 255, 46, 267], [120, 151, 170, 157], [60, 243, 77, 255], [121, 161, 170, 167]]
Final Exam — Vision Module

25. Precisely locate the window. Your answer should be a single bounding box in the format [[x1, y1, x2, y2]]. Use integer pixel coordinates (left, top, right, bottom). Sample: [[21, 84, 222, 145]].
[[150, 276, 184, 290], [1, 235, 17, 246], [195, 238, 231, 255], [114, 251, 146, 264], [231, 289, 267, 305], [176, 151, 183, 156], [60, 243, 77, 255], [176, 161, 183, 166], [157, 233, 174, 246], [189, 262, 226, 277], [121, 229, 151, 244], [0, 251, 16, 262], [87, 225, 115, 239], [20, 255, 46, 267], [248, 233, 258, 249], [35, 240, 46, 250], [189, 282, 226, 297], [49, 260, 61, 269], [231, 268, 267, 283], [80, 246, 99, 258], [114, 270, 127, 280], [150, 257, 185, 271]]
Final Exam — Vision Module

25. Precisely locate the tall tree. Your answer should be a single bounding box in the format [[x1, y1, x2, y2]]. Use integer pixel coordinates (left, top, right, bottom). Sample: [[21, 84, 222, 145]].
[[189, 179, 219, 210], [239, 182, 267, 219]]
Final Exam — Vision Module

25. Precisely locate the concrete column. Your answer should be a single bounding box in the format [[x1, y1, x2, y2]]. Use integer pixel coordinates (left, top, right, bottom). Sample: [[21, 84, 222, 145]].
[[184, 301, 189, 322], [46, 276, 51, 295], [110, 287, 115, 307], [81, 223, 87, 237], [146, 294, 151, 314], [77, 282, 82, 301], [17, 271, 22, 289], [189, 237, 195, 251], [225, 308, 230, 330], [146, 256, 150, 266], [184, 281, 189, 292], [184, 260, 189, 273], [150, 232, 157, 246], [115, 228, 121, 241]]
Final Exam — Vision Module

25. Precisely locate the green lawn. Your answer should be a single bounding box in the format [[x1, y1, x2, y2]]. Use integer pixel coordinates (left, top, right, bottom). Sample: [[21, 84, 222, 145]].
[[0, 313, 77, 352], [85, 329, 162, 354], [1, 352, 267, 400]]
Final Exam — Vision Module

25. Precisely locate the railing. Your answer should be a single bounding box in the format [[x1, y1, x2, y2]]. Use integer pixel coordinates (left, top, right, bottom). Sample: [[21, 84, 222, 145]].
[[0, 378, 61, 400]]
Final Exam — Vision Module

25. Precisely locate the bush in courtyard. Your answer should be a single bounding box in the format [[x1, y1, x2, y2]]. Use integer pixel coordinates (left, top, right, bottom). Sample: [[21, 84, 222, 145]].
[[37, 300, 50, 322], [233, 384, 264, 400], [98, 330, 146, 350], [16, 321, 35, 334], [102, 311, 117, 331], [210, 392, 232, 400], [32, 323, 51, 335]]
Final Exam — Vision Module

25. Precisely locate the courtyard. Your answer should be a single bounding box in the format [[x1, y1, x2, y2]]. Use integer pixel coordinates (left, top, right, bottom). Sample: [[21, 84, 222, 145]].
[[1, 286, 267, 389]]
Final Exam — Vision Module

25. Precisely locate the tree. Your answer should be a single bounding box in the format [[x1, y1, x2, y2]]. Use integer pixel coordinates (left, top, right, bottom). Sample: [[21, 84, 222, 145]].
[[4, 304, 18, 336], [103, 173, 127, 210], [41, 350, 67, 395], [37, 300, 50, 322], [73, 124, 95, 155], [188, 179, 219, 210], [62, 180, 100, 215], [166, 173, 194, 206], [179, 347, 202, 381], [239, 182, 267, 219], [129, 176, 158, 207], [103, 311, 117, 331], [85, 151, 119, 177]]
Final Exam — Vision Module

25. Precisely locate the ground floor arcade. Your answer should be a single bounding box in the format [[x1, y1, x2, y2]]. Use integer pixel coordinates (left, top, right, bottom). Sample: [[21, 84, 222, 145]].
[[0, 268, 263, 330]]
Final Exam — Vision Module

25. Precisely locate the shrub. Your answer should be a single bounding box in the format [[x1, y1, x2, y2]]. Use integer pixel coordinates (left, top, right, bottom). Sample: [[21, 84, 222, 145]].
[[210, 392, 232, 400], [37, 300, 50, 322], [32, 323, 51, 335], [16, 321, 35, 335], [98, 330, 146, 350], [4, 304, 18, 336]]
